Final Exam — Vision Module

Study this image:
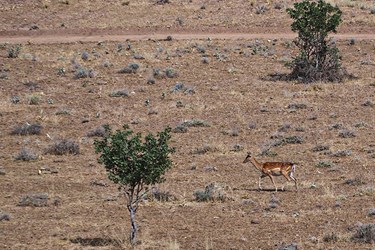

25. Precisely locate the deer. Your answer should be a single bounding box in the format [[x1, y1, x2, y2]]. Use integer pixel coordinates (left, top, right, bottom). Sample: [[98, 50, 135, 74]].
[[243, 152, 298, 192]]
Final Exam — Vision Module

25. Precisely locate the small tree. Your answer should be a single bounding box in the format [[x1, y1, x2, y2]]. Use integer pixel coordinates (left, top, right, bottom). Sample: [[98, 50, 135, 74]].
[[94, 124, 174, 246], [287, 0, 348, 83]]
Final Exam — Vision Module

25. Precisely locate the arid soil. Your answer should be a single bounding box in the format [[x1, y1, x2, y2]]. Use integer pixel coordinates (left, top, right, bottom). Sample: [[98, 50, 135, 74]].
[[0, 1, 374, 250]]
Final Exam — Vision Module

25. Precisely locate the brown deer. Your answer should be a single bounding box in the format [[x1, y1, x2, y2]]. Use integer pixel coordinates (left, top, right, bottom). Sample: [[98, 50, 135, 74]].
[[243, 152, 298, 192]]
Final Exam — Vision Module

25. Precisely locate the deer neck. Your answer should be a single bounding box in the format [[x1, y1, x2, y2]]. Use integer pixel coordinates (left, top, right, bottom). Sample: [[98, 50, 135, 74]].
[[250, 157, 263, 171]]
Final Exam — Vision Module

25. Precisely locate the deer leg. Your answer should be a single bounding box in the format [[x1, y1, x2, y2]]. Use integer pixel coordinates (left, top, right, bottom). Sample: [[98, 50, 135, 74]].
[[287, 171, 298, 190], [268, 175, 277, 192], [290, 175, 298, 190]]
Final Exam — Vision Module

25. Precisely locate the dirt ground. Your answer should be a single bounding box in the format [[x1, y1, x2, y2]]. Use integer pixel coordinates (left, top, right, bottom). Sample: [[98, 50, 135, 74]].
[[0, 0, 374, 249]]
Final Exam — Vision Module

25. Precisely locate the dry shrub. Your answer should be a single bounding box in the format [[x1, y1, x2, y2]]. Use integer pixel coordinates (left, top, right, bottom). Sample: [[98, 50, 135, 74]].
[[86, 126, 106, 137], [46, 139, 80, 155], [11, 123, 42, 135], [15, 148, 38, 161], [194, 183, 228, 202], [351, 223, 375, 244]]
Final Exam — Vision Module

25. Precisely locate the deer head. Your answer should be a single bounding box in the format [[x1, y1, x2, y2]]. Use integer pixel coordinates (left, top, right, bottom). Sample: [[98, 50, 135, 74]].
[[243, 152, 252, 163]]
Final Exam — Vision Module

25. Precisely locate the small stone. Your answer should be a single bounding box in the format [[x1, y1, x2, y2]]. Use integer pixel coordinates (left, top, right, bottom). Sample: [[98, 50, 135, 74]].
[[251, 219, 260, 224]]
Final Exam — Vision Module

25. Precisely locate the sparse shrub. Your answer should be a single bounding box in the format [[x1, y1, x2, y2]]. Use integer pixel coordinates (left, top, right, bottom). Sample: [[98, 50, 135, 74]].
[[315, 161, 332, 168], [231, 144, 243, 152], [371, 8, 375, 15], [103, 60, 111, 67], [286, 0, 348, 83], [86, 126, 106, 137], [81, 51, 89, 61], [260, 149, 278, 157], [147, 77, 156, 85], [195, 45, 206, 54], [288, 103, 307, 109], [274, 2, 283, 10], [222, 128, 239, 137], [345, 177, 365, 186], [149, 187, 176, 202], [255, 5, 268, 14], [153, 68, 165, 79], [194, 183, 227, 202], [278, 123, 291, 132], [359, 186, 375, 196], [193, 144, 216, 155], [55, 109, 71, 115], [11, 96, 20, 104], [109, 89, 129, 97], [283, 136, 304, 144], [329, 123, 344, 130], [74, 67, 95, 79], [24, 81, 39, 91], [18, 193, 49, 207], [171, 82, 195, 94], [369, 208, 375, 217], [119, 63, 139, 74], [171, 82, 185, 93], [339, 129, 356, 138], [348, 38, 356, 45], [165, 68, 178, 78], [57, 67, 66, 75], [312, 145, 330, 152], [15, 148, 38, 161], [46, 139, 80, 155], [28, 94, 41, 105], [332, 150, 352, 157], [172, 124, 188, 133], [11, 123, 42, 135], [351, 223, 375, 244], [7, 44, 22, 58], [179, 119, 210, 128], [323, 232, 338, 242]]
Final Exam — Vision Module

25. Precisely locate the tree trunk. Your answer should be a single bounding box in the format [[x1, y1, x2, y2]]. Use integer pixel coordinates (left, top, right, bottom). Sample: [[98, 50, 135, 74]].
[[129, 205, 138, 246]]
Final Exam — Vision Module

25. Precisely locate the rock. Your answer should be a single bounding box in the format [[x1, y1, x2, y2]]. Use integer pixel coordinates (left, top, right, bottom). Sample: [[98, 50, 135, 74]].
[[251, 219, 260, 224], [0, 212, 11, 221], [278, 242, 298, 250]]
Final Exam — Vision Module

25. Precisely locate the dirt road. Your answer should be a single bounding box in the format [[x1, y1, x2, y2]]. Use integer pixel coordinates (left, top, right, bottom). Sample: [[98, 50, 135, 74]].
[[0, 30, 374, 44]]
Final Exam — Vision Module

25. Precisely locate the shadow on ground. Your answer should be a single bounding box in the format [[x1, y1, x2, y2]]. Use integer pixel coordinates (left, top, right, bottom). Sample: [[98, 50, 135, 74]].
[[70, 237, 122, 247]]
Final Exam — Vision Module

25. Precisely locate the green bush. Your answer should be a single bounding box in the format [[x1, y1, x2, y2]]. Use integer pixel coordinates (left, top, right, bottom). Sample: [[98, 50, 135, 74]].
[[287, 0, 348, 83]]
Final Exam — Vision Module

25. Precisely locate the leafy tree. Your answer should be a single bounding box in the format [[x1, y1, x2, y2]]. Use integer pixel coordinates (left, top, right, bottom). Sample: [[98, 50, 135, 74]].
[[287, 0, 348, 83], [94, 124, 174, 246]]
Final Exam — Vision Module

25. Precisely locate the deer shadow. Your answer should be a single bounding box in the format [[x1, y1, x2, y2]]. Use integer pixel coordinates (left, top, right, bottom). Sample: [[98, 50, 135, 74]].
[[234, 187, 289, 192], [70, 237, 122, 247]]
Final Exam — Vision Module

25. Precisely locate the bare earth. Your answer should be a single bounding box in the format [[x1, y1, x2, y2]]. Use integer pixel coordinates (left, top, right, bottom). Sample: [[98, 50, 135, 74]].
[[0, 1, 375, 249]]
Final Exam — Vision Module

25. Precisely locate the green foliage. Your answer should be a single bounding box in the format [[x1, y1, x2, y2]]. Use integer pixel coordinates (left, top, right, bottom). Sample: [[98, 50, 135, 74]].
[[287, 0, 347, 83], [7, 44, 22, 58], [94, 124, 174, 188]]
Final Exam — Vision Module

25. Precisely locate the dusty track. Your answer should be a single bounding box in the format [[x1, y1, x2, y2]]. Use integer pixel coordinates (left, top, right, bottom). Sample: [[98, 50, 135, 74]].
[[0, 30, 374, 44]]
